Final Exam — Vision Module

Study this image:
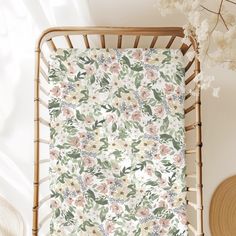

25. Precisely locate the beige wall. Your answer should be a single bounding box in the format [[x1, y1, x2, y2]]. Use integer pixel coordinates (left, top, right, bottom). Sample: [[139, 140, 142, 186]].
[[202, 67, 236, 236]]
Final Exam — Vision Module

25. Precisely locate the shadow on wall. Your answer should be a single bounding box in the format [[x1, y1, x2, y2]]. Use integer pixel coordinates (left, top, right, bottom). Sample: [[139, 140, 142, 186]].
[[0, 195, 25, 236]]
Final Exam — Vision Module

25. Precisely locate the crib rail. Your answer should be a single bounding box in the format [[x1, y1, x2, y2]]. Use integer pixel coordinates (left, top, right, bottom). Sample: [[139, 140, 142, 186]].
[[33, 26, 203, 236]]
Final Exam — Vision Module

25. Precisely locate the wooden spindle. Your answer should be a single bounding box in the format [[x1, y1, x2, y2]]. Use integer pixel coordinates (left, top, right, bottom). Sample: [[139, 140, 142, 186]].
[[100, 35, 105, 48], [166, 36, 176, 48], [117, 35, 122, 48], [133, 35, 140, 48], [150, 36, 158, 48], [83, 35, 90, 48]]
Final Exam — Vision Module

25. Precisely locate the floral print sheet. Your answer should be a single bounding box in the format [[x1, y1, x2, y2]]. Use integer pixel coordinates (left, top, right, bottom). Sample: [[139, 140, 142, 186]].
[[48, 48, 187, 236]]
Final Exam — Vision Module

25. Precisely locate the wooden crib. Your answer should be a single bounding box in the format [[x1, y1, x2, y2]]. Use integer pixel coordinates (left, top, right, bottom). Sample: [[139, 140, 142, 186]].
[[33, 26, 203, 236]]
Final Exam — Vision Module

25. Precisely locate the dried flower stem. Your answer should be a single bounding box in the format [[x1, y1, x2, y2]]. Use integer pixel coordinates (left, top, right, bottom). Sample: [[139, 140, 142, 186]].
[[225, 0, 236, 5]]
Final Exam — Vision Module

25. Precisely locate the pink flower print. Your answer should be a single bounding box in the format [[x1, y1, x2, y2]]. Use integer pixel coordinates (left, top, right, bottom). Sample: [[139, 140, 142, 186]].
[[159, 178, 167, 188], [131, 110, 142, 121], [83, 173, 94, 186], [97, 183, 108, 194], [140, 87, 150, 100], [84, 65, 94, 76], [69, 136, 80, 148], [66, 197, 74, 205], [137, 207, 150, 218], [132, 49, 143, 60], [110, 63, 120, 74], [180, 213, 188, 225], [154, 105, 164, 117], [105, 221, 115, 234], [62, 107, 73, 118], [102, 63, 109, 71], [158, 200, 167, 208], [159, 219, 170, 228], [164, 84, 174, 94], [160, 144, 170, 156], [60, 82, 68, 90], [144, 57, 150, 63], [111, 203, 122, 214], [51, 86, 61, 97], [147, 124, 158, 135], [50, 199, 58, 208], [84, 115, 94, 125], [176, 87, 181, 96], [75, 196, 85, 207], [107, 114, 116, 123], [68, 62, 76, 75], [146, 69, 156, 81], [83, 156, 96, 168], [106, 178, 115, 186], [145, 165, 153, 176], [174, 154, 183, 167], [50, 149, 59, 160]]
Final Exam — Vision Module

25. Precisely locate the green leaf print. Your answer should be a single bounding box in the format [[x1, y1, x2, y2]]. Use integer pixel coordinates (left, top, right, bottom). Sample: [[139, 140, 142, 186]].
[[112, 123, 117, 132], [135, 74, 142, 88], [152, 89, 163, 102], [87, 189, 96, 200], [153, 207, 165, 215], [121, 55, 131, 67], [76, 110, 85, 121], [90, 75, 95, 84], [143, 104, 152, 115], [95, 198, 108, 205], [55, 208, 60, 218], [130, 63, 143, 72], [99, 207, 108, 222], [79, 89, 89, 102]]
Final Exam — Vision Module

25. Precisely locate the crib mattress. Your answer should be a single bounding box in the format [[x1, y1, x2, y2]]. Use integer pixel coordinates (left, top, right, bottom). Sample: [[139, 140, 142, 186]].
[[48, 48, 187, 236]]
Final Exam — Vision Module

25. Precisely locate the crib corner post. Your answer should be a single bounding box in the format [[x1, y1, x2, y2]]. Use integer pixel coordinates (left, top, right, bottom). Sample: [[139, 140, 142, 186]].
[[33, 47, 41, 236], [194, 56, 204, 235]]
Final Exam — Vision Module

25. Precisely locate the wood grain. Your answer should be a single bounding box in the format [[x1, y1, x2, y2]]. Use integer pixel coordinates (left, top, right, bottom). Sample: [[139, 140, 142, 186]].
[[210, 175, 236, 236]]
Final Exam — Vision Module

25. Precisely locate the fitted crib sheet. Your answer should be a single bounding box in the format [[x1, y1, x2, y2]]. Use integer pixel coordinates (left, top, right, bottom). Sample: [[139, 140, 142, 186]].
[[48, 48, 187, 236]]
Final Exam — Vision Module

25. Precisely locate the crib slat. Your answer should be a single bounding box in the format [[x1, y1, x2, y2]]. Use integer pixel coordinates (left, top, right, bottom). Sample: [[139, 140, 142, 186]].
[[35, 117, 50, 127], [83, 35, 90, 48], [40, 85, 49, 96], [187, 222, 198, 235], [64, 35, 73, 48], [185, 122, 201, 132], [150, 36, 158, 48], [39, 159, 50, 164], [187, 187, 197, 192], [35, 98, 48, 109], [185, 149, 196, 154], [39, 195, 50, 207], [117, 35, 122, 48], [185, 103, 197, 114], [187, 200, 198, 210], [39, 176, 50, 184], [40, 52, 49, 68], [34, 139, 50, 144], [133, 35, 140, 48], [166, 36, 176, 48], [40, 67, 48, 82], [46, 39, 57, 52], [100, 35, 105, 48], [185, 92, 191, 100], [39, 213, 52, 230], [185, 58, 195, 72], [180, 43, 192, 55], [185, 73, 196, 85], [186, 174, 196, 178]]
